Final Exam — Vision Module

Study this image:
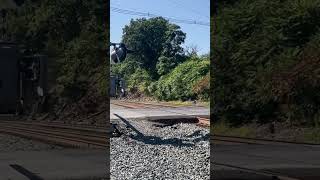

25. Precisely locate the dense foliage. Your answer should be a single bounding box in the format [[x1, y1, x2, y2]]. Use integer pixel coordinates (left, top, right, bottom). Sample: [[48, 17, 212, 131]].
[[4, 0, 108, 100], [213, 0, 320, 126], [111, 17, 210, 101], [154, 57, 209, 101]]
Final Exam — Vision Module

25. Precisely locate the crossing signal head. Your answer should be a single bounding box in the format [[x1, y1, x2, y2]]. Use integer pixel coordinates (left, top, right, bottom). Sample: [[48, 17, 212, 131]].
[[110, 43, 133, 64]]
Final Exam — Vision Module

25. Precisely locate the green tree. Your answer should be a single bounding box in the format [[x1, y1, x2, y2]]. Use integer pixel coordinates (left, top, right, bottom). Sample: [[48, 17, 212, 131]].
[[122, 17, 186, 79]]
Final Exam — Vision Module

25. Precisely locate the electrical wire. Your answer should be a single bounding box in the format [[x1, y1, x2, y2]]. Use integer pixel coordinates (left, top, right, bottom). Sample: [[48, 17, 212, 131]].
[[168, 0, 210, 19], [111, 6, 210, 27]]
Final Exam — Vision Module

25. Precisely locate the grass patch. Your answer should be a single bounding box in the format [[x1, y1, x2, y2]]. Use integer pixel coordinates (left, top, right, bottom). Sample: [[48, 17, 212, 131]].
[[212, 122, 256, 138], [161, 100, 209, 107], [213, 121, 320, 144], [303, 128, 320, 144]]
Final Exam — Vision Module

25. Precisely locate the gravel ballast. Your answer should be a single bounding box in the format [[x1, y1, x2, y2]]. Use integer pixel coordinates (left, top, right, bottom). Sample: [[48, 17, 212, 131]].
[[111, 119, 210, 180], [0, 133, 64, 152]]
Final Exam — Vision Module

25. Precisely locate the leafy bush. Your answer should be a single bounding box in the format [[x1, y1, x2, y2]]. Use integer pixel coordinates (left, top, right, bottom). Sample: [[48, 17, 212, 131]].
[[127, 68, 153, 95], [155, 57, 209, 101], [193, 73, 210, 100]]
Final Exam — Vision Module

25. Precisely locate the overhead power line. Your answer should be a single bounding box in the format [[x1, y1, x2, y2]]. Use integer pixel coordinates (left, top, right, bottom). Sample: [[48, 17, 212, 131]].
[[168, 0, 210, 19], [111, 6, 210, 27]]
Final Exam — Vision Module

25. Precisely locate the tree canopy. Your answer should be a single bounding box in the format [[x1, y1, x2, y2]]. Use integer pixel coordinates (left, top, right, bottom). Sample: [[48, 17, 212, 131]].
[[121, 17, 186, 79]]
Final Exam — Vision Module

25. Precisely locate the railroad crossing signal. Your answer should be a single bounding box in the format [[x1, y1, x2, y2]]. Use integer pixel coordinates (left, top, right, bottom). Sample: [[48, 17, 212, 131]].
[[110, 42, 133, 64]]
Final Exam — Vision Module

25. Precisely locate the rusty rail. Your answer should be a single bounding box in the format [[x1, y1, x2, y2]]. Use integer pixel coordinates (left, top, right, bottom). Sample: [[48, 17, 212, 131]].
[[0, 121, 108, 148]]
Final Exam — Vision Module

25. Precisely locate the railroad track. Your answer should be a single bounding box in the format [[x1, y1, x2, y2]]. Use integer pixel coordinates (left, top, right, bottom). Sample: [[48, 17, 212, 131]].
[[197, 117, 210, 127], [111, 101, 149, 109], [0, 121, 108, 148], [111, 100, 205, 109], [212, 134, 320, 146]]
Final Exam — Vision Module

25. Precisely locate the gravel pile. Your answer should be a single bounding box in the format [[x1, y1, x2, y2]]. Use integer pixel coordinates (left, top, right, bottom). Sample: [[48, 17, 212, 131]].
[[111, 119, 210, 180], [0, 133, 64, 152]]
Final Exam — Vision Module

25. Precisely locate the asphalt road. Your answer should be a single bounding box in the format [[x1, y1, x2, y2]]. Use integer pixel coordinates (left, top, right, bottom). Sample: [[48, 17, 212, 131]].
[[0, 149, 107, 180], [110, 102, 209, 121], [213, 142, 320, 180]]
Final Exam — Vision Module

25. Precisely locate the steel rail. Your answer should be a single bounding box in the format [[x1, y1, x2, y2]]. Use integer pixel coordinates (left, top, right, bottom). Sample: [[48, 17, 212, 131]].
[[212, 135, 320, 146], [0, 122, 108, 148]]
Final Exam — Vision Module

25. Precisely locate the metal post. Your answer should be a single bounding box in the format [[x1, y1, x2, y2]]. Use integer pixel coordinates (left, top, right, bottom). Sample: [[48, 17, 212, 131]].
[[1, 9, 6, 39]]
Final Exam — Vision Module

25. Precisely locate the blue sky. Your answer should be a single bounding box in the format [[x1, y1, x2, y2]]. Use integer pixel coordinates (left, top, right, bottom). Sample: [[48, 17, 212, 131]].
[[110, 0, 210, 55]]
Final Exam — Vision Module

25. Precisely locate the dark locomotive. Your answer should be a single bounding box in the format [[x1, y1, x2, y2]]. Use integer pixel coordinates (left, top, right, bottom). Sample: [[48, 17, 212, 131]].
[[1, 2, 48, 115], [0, 41, 47, 115]]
